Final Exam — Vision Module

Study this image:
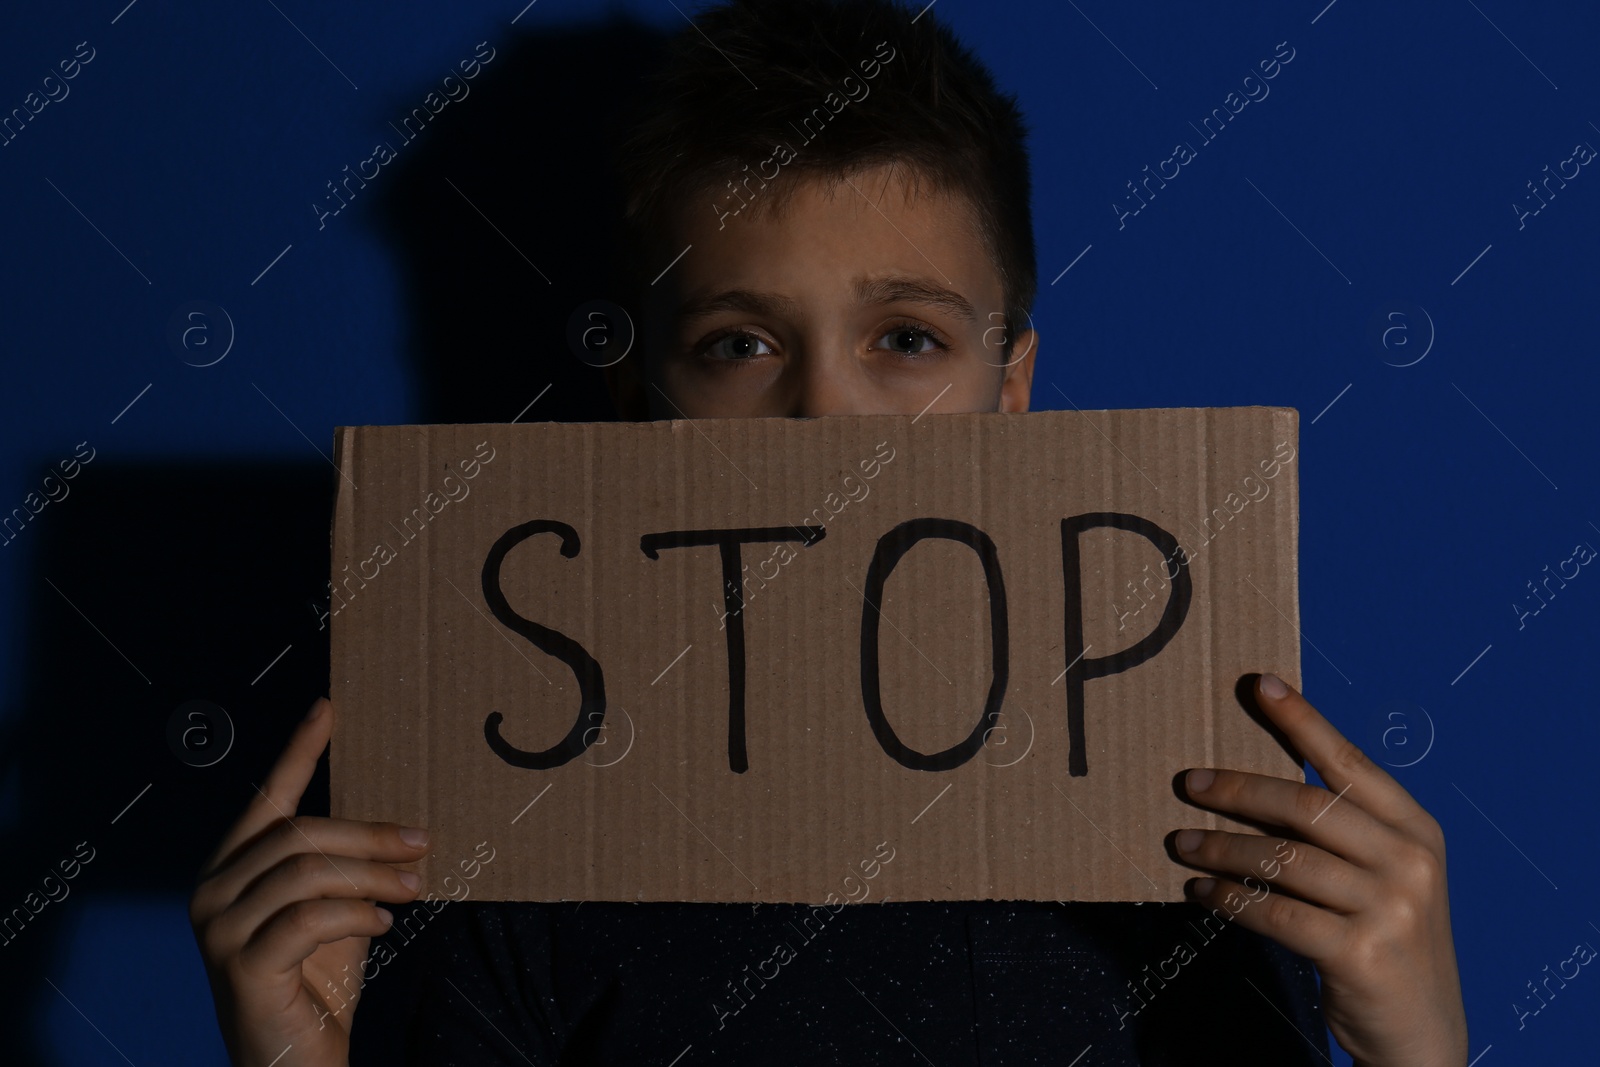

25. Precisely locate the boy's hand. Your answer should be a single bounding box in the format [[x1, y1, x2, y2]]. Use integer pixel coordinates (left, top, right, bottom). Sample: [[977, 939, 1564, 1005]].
[[189, 697, 431, 1067], [1172, 673, 1468, 1067]]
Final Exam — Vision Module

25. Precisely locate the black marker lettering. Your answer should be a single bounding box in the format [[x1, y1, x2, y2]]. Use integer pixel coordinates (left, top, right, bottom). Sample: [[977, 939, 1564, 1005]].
[[859, 518, 1009, 771], [480, 520, 604, 769], [1060, 513, 1192, 776], [640, 526, 826, 772]]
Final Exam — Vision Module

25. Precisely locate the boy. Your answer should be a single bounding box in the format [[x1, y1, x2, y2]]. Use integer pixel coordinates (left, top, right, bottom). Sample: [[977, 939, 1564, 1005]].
[[190, 1, 1468, 1063]]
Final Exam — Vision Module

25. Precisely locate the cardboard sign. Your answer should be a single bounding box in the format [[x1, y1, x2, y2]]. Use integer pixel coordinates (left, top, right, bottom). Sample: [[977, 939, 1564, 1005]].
[[329, 407, 1303, 904]]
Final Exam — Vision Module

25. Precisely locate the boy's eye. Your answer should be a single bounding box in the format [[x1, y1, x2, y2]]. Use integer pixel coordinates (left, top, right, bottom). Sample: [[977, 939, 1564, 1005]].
[[875, 323, 947, 357], [694, 321, 951, 363], [702, 330, 773, 361]]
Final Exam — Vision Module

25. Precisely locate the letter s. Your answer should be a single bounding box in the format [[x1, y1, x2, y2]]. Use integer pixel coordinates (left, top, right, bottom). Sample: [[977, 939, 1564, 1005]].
[[475, 40, 497, 63], [74, 41, 96, 63], [1273, 40, 1295, 63], [480, 521, 605, 769]]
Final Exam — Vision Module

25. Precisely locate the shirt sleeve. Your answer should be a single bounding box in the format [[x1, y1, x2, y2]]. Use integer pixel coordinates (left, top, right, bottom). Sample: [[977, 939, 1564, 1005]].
[[349, 901, 568, 1066], [1126, 902, 1332, 1063]]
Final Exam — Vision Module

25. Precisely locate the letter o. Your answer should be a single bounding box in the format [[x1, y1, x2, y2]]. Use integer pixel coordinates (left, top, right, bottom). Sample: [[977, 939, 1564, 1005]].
[[859, 518, 1009, 771]]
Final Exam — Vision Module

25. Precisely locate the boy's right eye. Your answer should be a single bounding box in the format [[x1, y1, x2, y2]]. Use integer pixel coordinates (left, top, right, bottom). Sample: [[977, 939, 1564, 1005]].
[[700, 329, 773, 362]]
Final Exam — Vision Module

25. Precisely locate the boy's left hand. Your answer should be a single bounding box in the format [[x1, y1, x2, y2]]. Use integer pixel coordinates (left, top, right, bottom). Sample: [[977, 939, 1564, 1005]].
[[1172, 672, 1469, 1067]]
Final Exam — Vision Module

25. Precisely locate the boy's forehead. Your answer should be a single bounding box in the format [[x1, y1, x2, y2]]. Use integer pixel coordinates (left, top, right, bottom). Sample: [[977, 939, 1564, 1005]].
[[649, 165, 1004, 326]]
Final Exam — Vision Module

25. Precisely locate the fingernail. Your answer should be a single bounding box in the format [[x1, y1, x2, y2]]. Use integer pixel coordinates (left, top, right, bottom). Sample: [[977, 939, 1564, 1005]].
[[1191, 877, 1216, 896], [1260, 672, 1287, 698], [376, 906, 394, 926], [1175, 829, 1204, 853], [1186, 768, 1215, 793], [400, 826, 429, 848], [398, 871, 422, 892], [305, 699, 328, 723]]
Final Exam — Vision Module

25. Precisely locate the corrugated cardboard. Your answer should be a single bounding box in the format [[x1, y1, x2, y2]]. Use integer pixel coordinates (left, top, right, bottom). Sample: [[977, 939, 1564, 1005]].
[[330, 407, 1302, 903]]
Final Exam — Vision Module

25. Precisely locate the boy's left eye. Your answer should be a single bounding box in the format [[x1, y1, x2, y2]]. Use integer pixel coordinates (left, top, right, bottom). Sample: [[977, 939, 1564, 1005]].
[[875, 322, 948, 358]]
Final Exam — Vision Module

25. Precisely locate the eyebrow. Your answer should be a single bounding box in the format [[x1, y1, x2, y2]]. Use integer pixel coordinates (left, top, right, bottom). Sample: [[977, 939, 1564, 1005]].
[[674, 274, 980, 327]]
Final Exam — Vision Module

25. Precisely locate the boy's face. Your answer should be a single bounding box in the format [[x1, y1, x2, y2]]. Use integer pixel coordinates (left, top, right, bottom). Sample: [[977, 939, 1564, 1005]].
[[608, 162, 1038, 420]]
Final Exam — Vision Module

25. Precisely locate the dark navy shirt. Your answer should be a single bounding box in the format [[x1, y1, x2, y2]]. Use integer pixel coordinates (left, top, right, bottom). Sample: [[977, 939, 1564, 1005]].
[[349, 899, 1331, 1064]]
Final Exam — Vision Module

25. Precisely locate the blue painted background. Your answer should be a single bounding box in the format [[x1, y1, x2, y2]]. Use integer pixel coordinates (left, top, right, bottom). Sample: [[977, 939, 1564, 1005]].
[[1, 1, 1595, 1062]]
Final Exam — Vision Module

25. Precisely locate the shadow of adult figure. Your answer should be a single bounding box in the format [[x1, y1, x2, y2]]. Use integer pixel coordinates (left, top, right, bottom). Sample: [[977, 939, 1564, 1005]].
[[374, 14, 669, 427], [0, 15, 666, 1063]]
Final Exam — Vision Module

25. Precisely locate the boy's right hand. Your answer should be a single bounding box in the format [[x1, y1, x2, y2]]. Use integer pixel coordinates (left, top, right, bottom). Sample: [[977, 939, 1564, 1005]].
[[189, 697, 431, 1066]]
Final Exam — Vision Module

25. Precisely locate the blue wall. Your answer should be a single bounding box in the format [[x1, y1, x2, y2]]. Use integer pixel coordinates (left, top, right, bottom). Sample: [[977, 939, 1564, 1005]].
[[1, 1, 1595, 1062]]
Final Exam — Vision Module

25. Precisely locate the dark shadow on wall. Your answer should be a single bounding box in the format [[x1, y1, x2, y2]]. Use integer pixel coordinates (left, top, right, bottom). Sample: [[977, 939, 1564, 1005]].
[[373, 15, 673, 427], [0, 462, 338, 1066], [0, 18, 670, 1063]]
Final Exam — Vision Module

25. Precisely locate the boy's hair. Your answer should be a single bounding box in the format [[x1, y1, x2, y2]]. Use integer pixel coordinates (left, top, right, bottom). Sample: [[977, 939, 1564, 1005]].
[[608, 0, 1036, 359]]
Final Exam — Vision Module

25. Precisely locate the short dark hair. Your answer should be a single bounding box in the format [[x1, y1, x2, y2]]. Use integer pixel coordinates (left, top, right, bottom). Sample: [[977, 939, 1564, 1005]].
[[608, 0, 1036, 358]]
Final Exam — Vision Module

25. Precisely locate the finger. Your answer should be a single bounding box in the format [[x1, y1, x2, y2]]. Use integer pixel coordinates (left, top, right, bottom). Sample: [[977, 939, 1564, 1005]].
[[1186, 872, 1350, 964], [1172, 828, 1374, 914], [236, 898, 393, 980], [1253, 672, 1423, 828], [202, 817, 429, 907], [213, 855, 421, 955], [1185, 767, 1402, 868], [206, 697, 334, 873]]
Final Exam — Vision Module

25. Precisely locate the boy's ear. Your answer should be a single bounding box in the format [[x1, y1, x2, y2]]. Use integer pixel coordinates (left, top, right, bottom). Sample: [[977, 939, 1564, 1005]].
[[604, 355, 652, 421], [998, 326, 1039, 413]]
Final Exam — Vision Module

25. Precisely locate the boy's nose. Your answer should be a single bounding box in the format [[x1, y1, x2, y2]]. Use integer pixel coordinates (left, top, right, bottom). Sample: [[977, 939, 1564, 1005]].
[[785, 352, 864, 417]]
